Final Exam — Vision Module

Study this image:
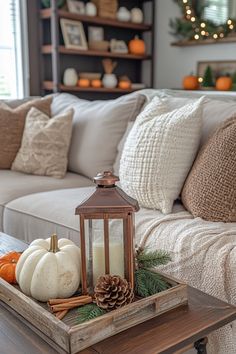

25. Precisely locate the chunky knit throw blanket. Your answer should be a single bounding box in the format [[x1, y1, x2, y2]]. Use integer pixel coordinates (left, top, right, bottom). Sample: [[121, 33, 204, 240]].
[[134, 204, 236, 354]]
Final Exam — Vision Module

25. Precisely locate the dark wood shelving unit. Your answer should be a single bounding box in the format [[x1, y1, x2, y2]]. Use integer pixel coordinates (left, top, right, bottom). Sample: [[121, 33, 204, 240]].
[[40, 9, 152, 31], [42, 45, 151, 60], [39, 0, 155, 100], [43, 81, 140, 93]]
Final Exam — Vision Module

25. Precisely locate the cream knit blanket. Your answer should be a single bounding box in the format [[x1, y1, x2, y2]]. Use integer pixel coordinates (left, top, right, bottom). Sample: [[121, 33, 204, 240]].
[[134, 205, 236, 354]]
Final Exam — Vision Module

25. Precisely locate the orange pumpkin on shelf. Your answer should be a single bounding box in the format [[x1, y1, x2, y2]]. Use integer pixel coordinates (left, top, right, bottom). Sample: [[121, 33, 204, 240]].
[[0, 251, 21, 284], [128, 36, 146, 55], [182, 75, 199, 90], [216, 76, 232, 91], [119, 81, 131, 89], [91, 79, 102, 88], [78, 78, 90, 88]]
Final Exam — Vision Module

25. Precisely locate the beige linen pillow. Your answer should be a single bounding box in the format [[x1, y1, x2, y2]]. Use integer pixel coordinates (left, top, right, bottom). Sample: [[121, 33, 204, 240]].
[[120, 96, 204, 214], [0, 96, 52, 169], [51, 93, 145, 179], [11, 107, 73, 179], [182, 116, 236, 222]]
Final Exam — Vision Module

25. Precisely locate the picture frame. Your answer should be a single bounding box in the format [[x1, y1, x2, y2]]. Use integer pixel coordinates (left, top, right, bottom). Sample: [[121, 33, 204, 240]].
[[197, 60, 236, 81], [67, 0, 85, 14], [88, 26, 104, 43], [110, 39, 128, 54], [60, 19, 88, 50]]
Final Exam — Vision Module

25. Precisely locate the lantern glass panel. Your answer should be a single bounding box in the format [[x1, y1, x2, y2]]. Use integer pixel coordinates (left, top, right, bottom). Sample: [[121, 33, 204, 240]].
[[86, 218, 124, 288]]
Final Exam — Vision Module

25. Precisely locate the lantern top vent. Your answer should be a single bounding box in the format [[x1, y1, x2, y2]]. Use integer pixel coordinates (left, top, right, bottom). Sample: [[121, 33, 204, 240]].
[[94, 171, 119, 187], [75, 171, 139, 215]]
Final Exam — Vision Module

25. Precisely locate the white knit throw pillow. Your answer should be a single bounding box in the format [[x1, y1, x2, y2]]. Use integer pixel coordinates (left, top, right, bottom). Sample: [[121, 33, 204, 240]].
[[119, 96, 204, 214]]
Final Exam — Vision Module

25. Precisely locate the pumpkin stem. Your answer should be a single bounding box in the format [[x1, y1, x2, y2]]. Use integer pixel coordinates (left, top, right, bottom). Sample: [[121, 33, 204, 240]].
[[49, 234, 60, 253]]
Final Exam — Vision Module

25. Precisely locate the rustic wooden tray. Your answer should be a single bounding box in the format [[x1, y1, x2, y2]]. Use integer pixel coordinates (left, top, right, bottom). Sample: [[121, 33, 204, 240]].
[[0, 271, 188, 354]]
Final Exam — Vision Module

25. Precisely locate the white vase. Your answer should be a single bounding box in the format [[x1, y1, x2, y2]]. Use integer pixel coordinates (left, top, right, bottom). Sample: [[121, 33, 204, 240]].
[[117, 7, 131, 22], [102, 74, 118, 89], [85, 2, 97, 16], [131, 8, 143, 24], [63, 68, 78, 86]]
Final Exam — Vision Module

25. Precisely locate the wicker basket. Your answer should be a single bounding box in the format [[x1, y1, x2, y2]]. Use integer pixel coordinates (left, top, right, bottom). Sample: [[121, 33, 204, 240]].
[[92, 0, 118, 19]]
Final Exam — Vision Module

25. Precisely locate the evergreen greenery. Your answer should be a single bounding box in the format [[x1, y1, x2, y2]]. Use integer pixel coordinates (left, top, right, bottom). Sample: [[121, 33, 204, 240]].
[[135, 247, 172, 297], [170, 0, 235, 41], [136, 248, 171, 269], [77, 303, 106, 324], [135, 269, 171, 297], [202, 66, 214, 87]]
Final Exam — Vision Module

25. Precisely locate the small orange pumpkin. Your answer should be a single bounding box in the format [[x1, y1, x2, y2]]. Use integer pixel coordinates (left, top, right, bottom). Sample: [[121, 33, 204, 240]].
[[216, 76, 232, 91], [91, 79, 102, 88], [182, 75, 199, 90], [78, 78, 90, 88], [129, 36, 146, 55], [0, 251, 21, 284], [119, 81, 131, 89]]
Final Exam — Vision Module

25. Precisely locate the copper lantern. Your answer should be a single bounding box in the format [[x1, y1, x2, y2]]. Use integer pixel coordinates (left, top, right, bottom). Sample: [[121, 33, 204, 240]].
[[75, 171, 139, 294]]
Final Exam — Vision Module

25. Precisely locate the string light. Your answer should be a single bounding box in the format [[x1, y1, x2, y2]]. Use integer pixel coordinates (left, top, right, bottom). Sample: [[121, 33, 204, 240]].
[[198, 77, 203, 83], [181, 2, 235, 41]]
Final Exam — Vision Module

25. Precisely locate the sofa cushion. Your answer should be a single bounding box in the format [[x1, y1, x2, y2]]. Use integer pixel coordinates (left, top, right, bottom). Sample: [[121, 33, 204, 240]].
[[182, 116, 236, 222], [51, 92, 145, 179], [4, 187, 185, 244], [4, 187, 93, 244], [12, 108, 73, 178], [0, 96, 52, 169], [141, 89, 236, 146], [0, 170, 92, 231], [120, 96, 204, 214]]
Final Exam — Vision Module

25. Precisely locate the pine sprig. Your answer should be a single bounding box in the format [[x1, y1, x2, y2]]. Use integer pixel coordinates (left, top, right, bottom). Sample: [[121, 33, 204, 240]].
[[135, 269, 171, 297], [77, 303, 106, 324], [136, 248, 171, 269]]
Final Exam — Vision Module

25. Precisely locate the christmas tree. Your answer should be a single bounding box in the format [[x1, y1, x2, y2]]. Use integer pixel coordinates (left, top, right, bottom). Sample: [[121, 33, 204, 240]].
[[202, 66, 214, 88], [232, 71, 236, 91]]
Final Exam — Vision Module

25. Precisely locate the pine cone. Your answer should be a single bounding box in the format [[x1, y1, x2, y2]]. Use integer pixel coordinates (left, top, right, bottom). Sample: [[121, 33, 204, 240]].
[[94, 275, 134, 311]]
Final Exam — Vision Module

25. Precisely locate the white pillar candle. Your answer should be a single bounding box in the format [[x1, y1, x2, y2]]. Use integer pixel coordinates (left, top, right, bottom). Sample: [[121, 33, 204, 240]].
[[93, 242, 124, 286]]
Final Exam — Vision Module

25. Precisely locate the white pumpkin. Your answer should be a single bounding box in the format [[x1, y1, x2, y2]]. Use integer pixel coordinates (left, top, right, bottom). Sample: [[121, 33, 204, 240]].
[[16, 234, 81, 302]]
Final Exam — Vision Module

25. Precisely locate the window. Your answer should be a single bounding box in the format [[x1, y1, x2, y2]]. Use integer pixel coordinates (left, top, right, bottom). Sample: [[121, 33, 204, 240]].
[[203, 0, 229, 25], [0, 0, 27, 99]]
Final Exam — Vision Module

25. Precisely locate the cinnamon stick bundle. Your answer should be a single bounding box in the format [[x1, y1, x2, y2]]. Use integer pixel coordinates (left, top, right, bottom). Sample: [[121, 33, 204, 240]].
[[48, 295, 93, 320]]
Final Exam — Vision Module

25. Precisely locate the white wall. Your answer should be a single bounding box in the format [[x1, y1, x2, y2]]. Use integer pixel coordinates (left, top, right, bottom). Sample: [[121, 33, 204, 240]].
[[155, 0, 236, 89]]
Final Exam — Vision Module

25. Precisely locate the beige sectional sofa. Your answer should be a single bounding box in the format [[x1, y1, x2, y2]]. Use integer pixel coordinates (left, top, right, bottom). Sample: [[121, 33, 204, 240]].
[[1, 90, 236, 353]]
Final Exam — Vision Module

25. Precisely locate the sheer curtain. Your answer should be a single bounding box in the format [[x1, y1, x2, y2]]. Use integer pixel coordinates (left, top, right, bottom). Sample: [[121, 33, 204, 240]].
[[0, 0, 28, 99]]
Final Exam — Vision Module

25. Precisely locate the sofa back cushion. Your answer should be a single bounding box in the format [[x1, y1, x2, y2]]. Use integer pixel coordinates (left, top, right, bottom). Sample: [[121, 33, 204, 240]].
[[120, 96, 204, 214], [141, 89, 236, 146], [51, 93, 145, 179], [182, 116, 236, 222], [0, 97, 52, 169], [12, 107, 73, 179]]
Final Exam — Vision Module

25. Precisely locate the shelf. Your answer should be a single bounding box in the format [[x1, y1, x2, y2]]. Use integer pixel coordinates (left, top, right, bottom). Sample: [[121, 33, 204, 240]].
[[43, 81, 143, 93], [40, 9, 152, 32], [171, 36, 236, 47], [42, 45, 151, 60]]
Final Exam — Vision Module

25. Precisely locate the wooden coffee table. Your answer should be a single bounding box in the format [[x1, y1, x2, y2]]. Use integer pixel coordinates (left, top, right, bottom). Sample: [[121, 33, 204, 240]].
[[0, 233, 236, 354]]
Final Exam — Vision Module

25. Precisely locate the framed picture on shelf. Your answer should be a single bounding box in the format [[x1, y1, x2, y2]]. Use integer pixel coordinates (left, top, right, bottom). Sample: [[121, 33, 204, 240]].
[[197, 60, 236, 80], [67, 0, 85, 14], [88, 26, 104, 43], [60, 19, 88, 50], [110, 39, 128, 54]]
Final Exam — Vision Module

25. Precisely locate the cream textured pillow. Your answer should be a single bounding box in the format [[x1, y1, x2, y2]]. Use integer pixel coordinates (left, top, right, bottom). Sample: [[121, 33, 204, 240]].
[[11, 108, 73, 179], [120, 96, 204, 214]]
